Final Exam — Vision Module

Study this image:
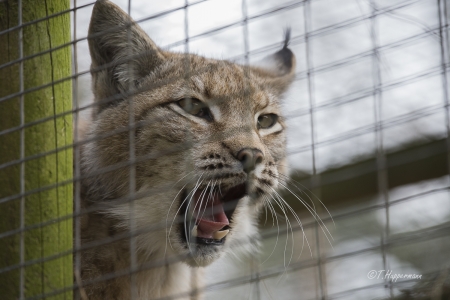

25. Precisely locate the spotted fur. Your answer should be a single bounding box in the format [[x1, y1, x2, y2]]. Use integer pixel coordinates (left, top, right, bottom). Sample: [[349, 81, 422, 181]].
[[79, 1, 296, 299]]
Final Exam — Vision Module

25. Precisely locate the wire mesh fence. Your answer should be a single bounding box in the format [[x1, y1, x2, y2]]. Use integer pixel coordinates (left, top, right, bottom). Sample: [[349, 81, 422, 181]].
[[1, 0, 450, 299]]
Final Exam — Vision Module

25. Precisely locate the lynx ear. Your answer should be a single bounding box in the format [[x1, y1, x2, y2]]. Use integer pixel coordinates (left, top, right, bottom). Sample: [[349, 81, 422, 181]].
[[88, 0, 165, 113], [252, 29, 296, 96]]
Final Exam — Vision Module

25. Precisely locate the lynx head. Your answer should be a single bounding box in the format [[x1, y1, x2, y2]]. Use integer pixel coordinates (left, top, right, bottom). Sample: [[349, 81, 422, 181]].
[[83, 0, 296, 267]]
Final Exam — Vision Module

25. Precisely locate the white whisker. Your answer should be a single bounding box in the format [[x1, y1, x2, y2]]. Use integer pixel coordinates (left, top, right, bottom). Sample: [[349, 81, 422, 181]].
[[277, 181, 334, 248], [164, 181, 189, 258], [261, 196, 280, 265], [194, 180, 212, 232], [267, 190, 295, 268], [276, 171, 335, 228], [185, 180, 206, 265], [167, 173, 204, 254], [185, 178, 205, 248], [269, 185, 313, 260]]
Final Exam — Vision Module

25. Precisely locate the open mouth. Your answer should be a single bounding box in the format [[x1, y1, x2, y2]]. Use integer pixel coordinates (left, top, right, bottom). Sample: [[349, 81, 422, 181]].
[[179, 183, 247, 246]]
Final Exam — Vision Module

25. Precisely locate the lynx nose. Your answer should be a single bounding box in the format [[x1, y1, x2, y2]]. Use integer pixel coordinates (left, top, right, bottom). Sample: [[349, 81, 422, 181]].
[[237, 148, 264, 173]]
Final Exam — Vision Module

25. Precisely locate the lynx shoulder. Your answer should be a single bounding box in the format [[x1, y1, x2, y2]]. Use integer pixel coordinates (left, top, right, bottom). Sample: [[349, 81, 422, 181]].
[[79, 0, 296, 298]]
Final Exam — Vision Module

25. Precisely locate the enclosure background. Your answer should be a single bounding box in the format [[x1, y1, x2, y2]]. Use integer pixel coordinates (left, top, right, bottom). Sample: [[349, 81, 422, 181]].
[[1, 0, 449, 299]]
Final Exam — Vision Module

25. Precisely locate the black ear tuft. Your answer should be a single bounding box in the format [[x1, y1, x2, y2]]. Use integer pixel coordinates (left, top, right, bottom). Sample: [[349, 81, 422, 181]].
[[283, 27, 291, 49], [272, 27, 294, 73], [250, 28, 296, 95], [275, 48, 294, 75], [253, 28, 295, 78]]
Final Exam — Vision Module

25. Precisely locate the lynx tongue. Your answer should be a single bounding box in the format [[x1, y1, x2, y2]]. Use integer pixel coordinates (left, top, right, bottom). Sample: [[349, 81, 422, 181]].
[[193, 190, 229, 239]]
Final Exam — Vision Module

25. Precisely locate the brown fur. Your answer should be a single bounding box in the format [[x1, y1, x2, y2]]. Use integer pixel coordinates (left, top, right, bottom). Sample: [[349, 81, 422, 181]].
[[78, 1, 296, 299]]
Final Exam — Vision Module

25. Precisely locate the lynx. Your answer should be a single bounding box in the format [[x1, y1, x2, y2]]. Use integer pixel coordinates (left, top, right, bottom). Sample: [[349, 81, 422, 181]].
[[79, 0, 296, 299]]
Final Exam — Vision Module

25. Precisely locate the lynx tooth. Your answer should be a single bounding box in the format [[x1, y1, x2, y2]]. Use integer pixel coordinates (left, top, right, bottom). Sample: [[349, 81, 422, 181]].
[[213, 229, 229, 240], [191, 225, 198, 238]]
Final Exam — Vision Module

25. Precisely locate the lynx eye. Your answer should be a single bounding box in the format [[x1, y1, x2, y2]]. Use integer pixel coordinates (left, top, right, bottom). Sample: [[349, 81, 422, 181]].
[[177, 98, 212, 121], [257, 114, 278, 129]]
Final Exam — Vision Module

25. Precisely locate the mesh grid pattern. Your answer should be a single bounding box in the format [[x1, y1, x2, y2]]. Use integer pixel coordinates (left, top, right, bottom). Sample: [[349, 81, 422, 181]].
[[0, 0, 449, 299]]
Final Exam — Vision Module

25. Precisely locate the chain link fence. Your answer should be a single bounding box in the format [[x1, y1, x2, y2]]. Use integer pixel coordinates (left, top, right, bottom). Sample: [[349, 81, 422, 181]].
[[1, 0, 449, 299]]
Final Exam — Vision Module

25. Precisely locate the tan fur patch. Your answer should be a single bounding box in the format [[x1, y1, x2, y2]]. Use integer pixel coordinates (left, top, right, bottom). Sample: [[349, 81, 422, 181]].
[[79, 1, 296, 299]]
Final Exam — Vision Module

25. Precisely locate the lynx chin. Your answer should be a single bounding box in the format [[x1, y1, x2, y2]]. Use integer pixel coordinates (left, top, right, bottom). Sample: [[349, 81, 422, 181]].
[[79, 0, 297, 298]]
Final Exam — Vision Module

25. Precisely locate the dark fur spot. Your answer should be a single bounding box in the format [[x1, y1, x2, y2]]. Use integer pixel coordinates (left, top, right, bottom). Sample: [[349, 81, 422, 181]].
[[258, 178, 272, 186], [256, 187, 265, 196], [204, 87, 211, 98], [221, 142, 234, 156]]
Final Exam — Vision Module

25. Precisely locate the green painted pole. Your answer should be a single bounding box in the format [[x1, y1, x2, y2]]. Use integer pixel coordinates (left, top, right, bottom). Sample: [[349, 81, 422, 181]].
[[0, 1, 73, 299]]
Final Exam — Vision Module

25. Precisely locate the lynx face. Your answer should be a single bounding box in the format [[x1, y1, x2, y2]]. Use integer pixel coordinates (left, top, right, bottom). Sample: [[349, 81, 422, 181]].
[[82, 0, 295, 267]]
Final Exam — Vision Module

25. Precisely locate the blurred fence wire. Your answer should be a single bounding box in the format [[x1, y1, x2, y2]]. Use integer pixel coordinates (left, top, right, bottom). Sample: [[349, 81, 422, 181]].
[[0, 0, 450, 299]]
